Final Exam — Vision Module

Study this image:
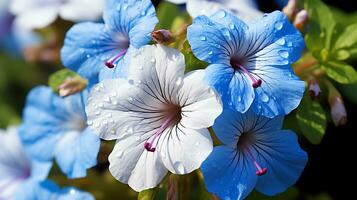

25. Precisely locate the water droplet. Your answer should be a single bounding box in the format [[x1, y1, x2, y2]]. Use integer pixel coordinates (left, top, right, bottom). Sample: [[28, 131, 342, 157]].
[[287, 41, 292, 47], [104, 96, 111, 103], [208, 51, 213, 55], [150, 58, 156, 63], [195, 141, 200, 146], [276, 38, 285, 45], [229, 24, 235, 30], [257, 105, 262, 110], [272, 96, 277, 101], [128, 97, 133, 101], [200, 36, 206, 41], [86, 54, 91, 58], [138, 65, 143, 70], [141, 10, 146, 16], [134, 136, 141, 141], [176, 77, 183, 86], [216, 10, 226, 18], [128, 127, 134, 133], [112, 100, 118, 105], [262, 13, 268, 18], [260, 93, 270, 102], [279, 50, 289, 58], [137, 80, 142, 84], [174, 162, 185, 174], [123, 5, 128, 10], [237, 96, 242, 102], [111, 130, 116, 135], [69, 189, 76, 195], [87, 121, 93, 125], [107, 113, 113, 118], [274, 22, 283, 30], [95, 111, 101, 116], [98, 103, 104, 108], [91, 40, 97, 45], [128, 79, 134, 85], [116, 150, 124, 158]]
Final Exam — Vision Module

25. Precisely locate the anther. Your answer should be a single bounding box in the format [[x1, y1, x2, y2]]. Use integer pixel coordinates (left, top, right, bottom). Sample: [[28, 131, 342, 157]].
[[246, 148, 268, 176], [235, 63, 262, 88], [105, 49, 127, 68]]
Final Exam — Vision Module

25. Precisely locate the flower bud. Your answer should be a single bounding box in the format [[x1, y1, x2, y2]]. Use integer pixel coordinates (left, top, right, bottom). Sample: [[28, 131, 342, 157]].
[[152, 29, 175, 45], [283, 0, 297, 20], [58, 77, 87, 97], [294, 10, 308, 30], [329, 96, 347, 126], [308, 78, 321, 99]]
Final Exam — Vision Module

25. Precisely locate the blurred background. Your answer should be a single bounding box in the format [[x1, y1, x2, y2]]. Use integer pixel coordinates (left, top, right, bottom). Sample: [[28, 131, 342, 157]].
[[1, 0, 356, 199]]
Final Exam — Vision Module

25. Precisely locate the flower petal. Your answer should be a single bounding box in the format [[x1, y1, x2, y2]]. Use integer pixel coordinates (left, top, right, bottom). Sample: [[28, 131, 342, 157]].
[[180, 70, 222, 129], [109, 133, 167, 192], [253, 130, 308, 195], [103, 0, 158, 48], [13, 6, 58, 29], [57, 187, 95, 200], [59, 0, 104, 22], [61, 22, 129, 82], [15, 180, 60, 200], [201, 146, 257, 200], [54, 129, 100, 179], [158, 124, 213, 175]]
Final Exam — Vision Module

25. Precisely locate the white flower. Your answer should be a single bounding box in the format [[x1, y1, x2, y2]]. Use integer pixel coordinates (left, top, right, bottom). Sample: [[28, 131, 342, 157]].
[[9, 0, 105, 29], [168, 0, 263, 21], [86, 45, 223, 191]]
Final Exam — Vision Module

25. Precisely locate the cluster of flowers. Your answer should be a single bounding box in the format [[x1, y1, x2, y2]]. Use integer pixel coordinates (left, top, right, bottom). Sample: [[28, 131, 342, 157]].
[[1, 0, 308, 199]]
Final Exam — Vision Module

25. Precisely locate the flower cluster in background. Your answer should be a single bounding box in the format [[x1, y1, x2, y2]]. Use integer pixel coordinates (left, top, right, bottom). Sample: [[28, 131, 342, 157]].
[[1, 0, 356, 199]]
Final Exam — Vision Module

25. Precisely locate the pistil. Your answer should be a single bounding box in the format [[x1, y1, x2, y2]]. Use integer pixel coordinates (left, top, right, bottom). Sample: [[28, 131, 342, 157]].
[[245, 147, 268, 176], [233, 63, 262, 88], [105, 49, 127, 68]]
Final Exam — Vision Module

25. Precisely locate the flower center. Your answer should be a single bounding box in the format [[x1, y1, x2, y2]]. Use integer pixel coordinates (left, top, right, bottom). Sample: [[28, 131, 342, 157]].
[[238, 132, 267, 176], [144, 105, 182, 152], [105, 49, 128, 68], [230, 58, 262, 88]]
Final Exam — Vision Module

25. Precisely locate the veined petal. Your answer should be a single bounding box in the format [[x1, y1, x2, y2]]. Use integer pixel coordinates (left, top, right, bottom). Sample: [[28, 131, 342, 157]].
[[15, 180, 60, 200], [254, 130, 308, 195], [250, 68, 305, 117], [180, 70, 222, 129], [29, 160, 53, 181], [57, 187, 94, 200], [158, 124, 213, 175], [201, 146, 257, 200], [61, 22, 129, 81], [187, 15, 236, 65], [103, 0, 158, 48]]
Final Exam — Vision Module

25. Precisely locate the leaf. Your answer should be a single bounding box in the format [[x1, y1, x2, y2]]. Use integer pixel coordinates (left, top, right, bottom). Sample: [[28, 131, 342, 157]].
[[156, 2, 180, 29], [321, 61, 357, 84], [138, 189, 156, 200], [334, 23, 357, 49], [304, 0, 336, 52], [48, 69, 86, 94], [181, 41, 208, 72], [296, 95, 327, 144]]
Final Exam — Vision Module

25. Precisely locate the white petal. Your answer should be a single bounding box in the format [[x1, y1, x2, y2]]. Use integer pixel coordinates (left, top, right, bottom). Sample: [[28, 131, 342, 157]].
[[59, 0, 104, 21], [14, 7, 58, 29], [157, 124, 213, 174], [166, 0, 187, 4], [109, 133, 167, 192], [128, 45, 185, 105], [179, 70, 222, 129]]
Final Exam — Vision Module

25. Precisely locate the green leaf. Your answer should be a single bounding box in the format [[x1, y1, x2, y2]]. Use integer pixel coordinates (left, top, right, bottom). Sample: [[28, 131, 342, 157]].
[[48, 69, 85, 94], [138, 189, 156, 200], [321, 61, 357, 84], [304, 0, 336, 52], [181, 41, 208, 72], [334, 23, 357, 49], [156, 2, 180, 29], [296, 95, 327, 144]]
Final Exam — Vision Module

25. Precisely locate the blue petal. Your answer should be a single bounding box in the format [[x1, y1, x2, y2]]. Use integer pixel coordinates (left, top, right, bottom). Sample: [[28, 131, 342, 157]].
[[188, 14, 242, 65], [103, 0, 158, 48], [245, 11, 304, 66], [54, 128, 100, 179], [253, 130, 308, 195], [250, 68, 305, 117], [29, 160, 53, 181], [57, 187, 94, 200], [61, 22, 127, 82], [201, 146, 257, 200], [15, 180, 59, 200]]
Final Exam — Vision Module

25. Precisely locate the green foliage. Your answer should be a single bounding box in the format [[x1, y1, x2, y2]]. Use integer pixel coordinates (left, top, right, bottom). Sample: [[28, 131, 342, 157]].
[[48, 69, 85, 94], [156, 2, 180, 29], [138, 189, 156, 200], [181, 41, 208, 72], [304, 0, 357, 84], [296, 94, 327, 144]]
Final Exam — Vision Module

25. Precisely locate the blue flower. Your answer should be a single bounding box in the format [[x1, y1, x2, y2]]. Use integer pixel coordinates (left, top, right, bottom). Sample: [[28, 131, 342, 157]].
[[187, 10, 305, 118], [0, 127, 94, 200], [19, 86, 100, 179], [201, 108, 308, 200], [61, 0, 158, 84]]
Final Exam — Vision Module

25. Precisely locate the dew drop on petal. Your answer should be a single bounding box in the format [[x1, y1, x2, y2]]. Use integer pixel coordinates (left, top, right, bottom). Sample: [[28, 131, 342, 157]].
[[86, 54, 91, 58], [128, 127, 134, 133], [230, 24, 235, 30], [141, 10, 146, 16], [128, 79, 134, 85], [274, 22, 283, 30], [176, 77, 183, 86], [95, 111, 101, 116], [279, 50, 289, 58], [110, 130, 116, 135], [194, 141, 200, 146], [237, 96, 242, 102], [287, 41, 293, 47], [208, 51, 213, 55], [116, 150, 124, 158], [128, 97, 133, 101], [87, 121, 93, 126], [260, 93, 270, 102], [174, 162, 185, 174], [200, 36, 206, 41], [150, 58, 156, 63], [69, 189, 76, 195], [216, 10, 226, 18], [276, 38, 285, 45], [138, 65, 143, 70]]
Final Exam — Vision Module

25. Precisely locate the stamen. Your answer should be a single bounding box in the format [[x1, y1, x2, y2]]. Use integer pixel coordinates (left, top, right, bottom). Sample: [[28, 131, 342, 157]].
[[144, 113, 177, 152], [245, 147, 268, 176], [234, 63, 262, 88], [105, 49, 127, 68]]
